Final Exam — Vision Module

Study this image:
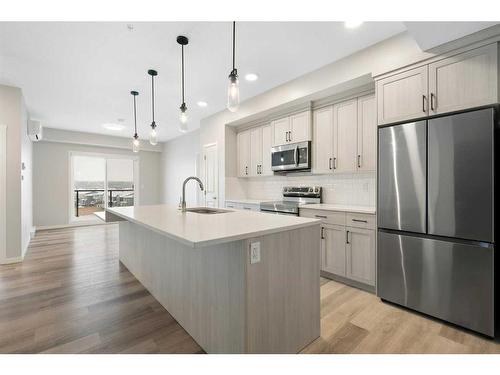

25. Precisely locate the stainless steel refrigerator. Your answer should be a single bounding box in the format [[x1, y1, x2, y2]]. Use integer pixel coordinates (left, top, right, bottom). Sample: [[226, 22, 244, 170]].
[[377, 107, 497, 337]]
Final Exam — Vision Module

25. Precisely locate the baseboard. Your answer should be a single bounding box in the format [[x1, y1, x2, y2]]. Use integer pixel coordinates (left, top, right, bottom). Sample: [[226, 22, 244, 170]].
[[35, 221, 111, 232], [0, 256, 23, 265]]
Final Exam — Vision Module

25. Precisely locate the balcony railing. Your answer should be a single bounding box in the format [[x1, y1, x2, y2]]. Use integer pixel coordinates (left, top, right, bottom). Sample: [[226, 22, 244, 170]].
[[74, 189, 134, 217]]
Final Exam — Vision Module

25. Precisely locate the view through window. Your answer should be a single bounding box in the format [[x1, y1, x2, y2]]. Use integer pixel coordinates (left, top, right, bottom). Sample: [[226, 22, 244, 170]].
[[72, 155, 135, 220]]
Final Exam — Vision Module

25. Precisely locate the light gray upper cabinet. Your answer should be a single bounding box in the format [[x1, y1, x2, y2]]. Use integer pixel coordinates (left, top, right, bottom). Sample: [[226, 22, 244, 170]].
[[356, 94, 377, 172], [376, 43, 499, 125], [237, 124, 272, 178], [237, 130, 250, 177], [428, 44, 498, 115], [376, 65, 429, 125], [312, 94, 376, 175], [271, 110, 311, 146]]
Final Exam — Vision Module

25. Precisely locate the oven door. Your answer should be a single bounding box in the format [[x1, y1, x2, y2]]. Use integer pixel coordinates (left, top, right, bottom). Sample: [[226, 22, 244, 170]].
[[271, 141, 310, 171]]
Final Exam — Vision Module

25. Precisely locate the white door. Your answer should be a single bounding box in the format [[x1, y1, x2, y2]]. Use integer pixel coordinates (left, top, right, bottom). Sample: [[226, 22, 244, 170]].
[[249, 127, 262, 176], [237, 130, 250, 177], [357, 94, 377, 172], [313, 106, 334, 174], [346, 227, 375, 286], [271, 117, 290, 146], [0, 125, 6, 263], [289, 110, 311, 143], [376, 65, 429, 125], [429, 44, 498, 115], [333, 98, 358, 173], [202, 143, 219, 208], [322, 224, 346, 277], [261, 124, 273, 176]]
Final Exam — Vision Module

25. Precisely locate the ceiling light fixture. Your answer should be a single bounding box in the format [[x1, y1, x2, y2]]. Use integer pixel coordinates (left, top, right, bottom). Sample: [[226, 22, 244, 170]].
[[197, 101, 208, 108], [130, 90, 140, 153], [244, 73, 258, 82], [148, 69, 158, 145], [227, 21, 239, 113], [344, 21, 363, 29], [177, 35, 189, 133], [102, 123, 125, 131]]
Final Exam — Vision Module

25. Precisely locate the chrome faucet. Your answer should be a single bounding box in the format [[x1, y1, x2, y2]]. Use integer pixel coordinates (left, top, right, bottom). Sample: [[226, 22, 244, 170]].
[[181, 176, 204, 212]]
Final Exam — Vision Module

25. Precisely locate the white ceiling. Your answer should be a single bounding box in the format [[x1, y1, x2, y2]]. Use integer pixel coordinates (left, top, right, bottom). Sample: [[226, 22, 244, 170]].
[[0, 22, 495, 142]]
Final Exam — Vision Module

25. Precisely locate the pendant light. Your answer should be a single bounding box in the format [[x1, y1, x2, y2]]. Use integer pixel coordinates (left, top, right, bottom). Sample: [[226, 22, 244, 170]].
[[227, 21, 239, 112], [148, 69, 158, 145], [131, 90, 140, 153], [177, 35, 189, 133]]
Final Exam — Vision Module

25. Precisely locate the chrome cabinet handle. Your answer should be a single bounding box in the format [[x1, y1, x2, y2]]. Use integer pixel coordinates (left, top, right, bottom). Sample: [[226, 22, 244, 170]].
[[352, 219, 368, 223], [357, 155, 361, 168], [329, 157, 332, 170], [289, 131, 292, 142], [243, 207, 252, 210], [333, 157, 337, 170], [285, 131, 289, 142], [431, 93, 436, 111], [315, 215, 327, 219], [321, 227, 325, 239], [422, 95, 427, 112], [245, 166, 248, 175], [346, 230, 350, 244]]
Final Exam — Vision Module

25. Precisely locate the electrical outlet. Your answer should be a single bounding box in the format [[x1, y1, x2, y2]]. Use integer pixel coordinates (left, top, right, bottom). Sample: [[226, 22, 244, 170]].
[[250, 241, 261, 264]]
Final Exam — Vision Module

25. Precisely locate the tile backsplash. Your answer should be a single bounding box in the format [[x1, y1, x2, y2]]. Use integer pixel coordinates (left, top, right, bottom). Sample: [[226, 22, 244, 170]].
[[226, 172, 376, 207]]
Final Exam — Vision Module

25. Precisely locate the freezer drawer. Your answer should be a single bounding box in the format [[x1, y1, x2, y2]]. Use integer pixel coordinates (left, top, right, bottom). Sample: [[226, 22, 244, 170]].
[[378, 121, 427, 233], [377, 231, 495, 337], [428, 108, 494, 242]]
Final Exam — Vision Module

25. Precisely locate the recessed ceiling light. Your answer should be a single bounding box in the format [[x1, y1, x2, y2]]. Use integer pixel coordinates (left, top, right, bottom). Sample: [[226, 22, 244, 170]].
[[102, 123, 125, 131], [197, 101, 208, 108], [245, 73, 259, 82], [344, 21, 363, 29]]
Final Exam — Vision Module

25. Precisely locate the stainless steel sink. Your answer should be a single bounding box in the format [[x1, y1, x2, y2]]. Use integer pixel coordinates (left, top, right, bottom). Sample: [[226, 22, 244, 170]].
[[184, 207, 230, 214]]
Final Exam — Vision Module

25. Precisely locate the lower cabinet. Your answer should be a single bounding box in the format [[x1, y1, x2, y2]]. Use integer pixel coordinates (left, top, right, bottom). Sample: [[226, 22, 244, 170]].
[[345, 226, 376, 286], [321, 224, 346, 276]]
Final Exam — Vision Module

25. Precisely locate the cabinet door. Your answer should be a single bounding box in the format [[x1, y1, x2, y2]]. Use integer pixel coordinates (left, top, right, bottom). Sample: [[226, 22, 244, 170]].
[[313, 106, 334, 174], [346, 227, 375, 286], [249, 127, 262, 176], [333, 98, 358, 173], [237, 130, 250, 177], [357, 94, 377, 172], [429, 44, 498, 115], [321, 224, 346, 277], [271, 117, 290, 146], [376, 65, 429, 125], [261, 125, 273, 176], [289, 110, 311, 143]]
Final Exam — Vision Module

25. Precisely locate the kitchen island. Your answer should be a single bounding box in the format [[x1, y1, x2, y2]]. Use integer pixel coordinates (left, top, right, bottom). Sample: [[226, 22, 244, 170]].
[[105, 205, 321, 354]]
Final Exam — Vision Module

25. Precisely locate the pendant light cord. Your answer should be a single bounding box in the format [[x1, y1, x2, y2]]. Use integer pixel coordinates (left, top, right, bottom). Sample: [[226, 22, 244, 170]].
[[181, 44, 185, 104], [151, 75, 155, 123], [232, 21, 236, 71], [133, 94, 138, 136]]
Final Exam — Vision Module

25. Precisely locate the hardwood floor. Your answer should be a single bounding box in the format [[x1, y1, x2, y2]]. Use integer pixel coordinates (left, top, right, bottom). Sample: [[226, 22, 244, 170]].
[[0, 224, 499, 354]]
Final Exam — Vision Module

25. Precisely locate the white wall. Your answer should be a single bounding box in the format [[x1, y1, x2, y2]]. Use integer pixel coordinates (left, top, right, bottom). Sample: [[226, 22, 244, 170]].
[[160, 129, 200, 207], [33, 140, 162, 228], [0, 84, 32, 262]]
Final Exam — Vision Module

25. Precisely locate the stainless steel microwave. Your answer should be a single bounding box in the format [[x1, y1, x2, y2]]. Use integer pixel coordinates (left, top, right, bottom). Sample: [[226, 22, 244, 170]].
[[271, 141, 311, 172]]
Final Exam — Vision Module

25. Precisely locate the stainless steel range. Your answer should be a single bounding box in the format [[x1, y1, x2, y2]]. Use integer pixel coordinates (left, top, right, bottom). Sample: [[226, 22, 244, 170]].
[[260, 186, 321, 216]]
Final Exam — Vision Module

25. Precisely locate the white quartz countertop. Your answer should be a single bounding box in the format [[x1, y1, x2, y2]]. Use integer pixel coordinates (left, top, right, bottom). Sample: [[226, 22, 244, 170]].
[[107, 205, 320, 248], [300, 204, 376, 215], [225, 198, 268, 205]]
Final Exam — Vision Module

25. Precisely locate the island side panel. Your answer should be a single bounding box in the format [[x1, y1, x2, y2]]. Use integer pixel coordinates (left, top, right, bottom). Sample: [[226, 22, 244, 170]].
[[245, 224, 321, 353], [118, 221, 247, 354]]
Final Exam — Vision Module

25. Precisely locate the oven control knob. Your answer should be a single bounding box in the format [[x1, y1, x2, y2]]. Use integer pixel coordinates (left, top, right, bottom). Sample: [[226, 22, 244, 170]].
[[314, 187, 319, 193], [309, 188, 313, 192]]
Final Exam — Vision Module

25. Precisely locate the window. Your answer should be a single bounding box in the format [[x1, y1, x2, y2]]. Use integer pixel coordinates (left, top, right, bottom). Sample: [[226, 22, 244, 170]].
[[70, 153, 138, 221]]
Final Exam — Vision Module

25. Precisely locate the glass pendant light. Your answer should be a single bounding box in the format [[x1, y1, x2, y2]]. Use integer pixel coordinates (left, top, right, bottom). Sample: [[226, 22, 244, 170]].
[[227, 21, 239, 112], [148, 69, 158, 145], [130, 90, 140, 153], [177, 35, 189, 133]]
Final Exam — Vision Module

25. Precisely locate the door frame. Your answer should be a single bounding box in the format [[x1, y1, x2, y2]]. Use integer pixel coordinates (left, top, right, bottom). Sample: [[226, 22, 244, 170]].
[[201, 143, 219, 207], [68, 151, 140, 224], [0, 125, 7, 263]]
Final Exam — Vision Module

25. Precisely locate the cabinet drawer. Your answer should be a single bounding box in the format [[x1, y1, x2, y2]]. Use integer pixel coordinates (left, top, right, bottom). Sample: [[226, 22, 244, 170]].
[[225, 202, 241, 209], [300, 209, 345, 225], [346, 213, 375, 229], [241, 204, 260, 212]]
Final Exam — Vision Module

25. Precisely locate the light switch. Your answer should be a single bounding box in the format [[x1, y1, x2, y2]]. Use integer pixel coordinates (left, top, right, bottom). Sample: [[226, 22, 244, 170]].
[[250, 241, 261, 264]]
